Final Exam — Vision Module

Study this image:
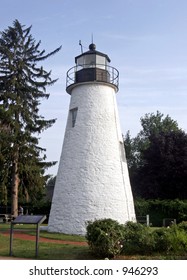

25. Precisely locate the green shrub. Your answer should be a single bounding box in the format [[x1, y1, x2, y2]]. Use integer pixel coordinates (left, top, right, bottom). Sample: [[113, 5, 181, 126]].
[[86, 219, 187, 258], [152, 227, 172, 253], [177, 221, 187, 232], [152, 225, 187, 255], [166, 225, 187, 254], [122, 221, 155, 255], [86, 219, 125, 258]]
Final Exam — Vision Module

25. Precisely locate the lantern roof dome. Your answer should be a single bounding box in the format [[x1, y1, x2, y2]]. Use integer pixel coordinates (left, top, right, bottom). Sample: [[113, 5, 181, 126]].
[[75, 43, 111, 63]]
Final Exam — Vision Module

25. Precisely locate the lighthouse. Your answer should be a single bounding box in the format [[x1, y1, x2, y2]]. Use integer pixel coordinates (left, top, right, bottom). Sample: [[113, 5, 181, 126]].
[[48, 43, 136, 235]]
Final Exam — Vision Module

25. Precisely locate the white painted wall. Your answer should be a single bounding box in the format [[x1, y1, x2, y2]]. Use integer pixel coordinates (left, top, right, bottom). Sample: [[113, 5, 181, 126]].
[[48, 82, 136, 235]]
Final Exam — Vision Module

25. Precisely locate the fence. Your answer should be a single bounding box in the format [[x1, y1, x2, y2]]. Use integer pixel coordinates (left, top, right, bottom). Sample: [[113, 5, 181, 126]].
[[136, 214, 150, 226]]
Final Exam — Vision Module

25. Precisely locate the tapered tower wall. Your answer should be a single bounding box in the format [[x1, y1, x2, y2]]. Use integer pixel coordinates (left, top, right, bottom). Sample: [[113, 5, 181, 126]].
[[48, 82, 136, 235]]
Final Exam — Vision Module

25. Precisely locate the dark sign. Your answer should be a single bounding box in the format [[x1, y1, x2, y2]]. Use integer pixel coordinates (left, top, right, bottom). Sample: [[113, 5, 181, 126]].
[[10, 215, 47, 257], [12, 215, 46, 224]]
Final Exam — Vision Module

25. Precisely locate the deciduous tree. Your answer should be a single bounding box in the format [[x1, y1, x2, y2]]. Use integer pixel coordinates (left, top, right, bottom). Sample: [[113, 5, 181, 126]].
[[124, 111, 186, 199]]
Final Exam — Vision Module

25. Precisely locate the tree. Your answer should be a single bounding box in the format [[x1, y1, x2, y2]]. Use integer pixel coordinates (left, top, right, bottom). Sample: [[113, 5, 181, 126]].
[[124, 111, 185, 199], [0, 104, 14, 206], [133, 111, 180, 166], [0, 20, 61, 215], [137, 131, 187, 199], [138, 111, 179, 139], [125, 111, 178, 170]]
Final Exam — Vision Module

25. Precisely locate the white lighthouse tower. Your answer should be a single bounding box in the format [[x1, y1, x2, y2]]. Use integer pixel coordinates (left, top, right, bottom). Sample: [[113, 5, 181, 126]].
[[48, 43, 136, 235]]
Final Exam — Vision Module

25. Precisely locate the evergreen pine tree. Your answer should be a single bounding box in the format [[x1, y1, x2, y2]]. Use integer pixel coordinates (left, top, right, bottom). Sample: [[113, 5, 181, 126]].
[[0, 20, 61, 215]]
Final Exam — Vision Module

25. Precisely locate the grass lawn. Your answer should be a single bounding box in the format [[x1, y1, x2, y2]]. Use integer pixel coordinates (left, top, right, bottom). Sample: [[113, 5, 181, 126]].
[[0, 234, 93, 259], [0, 223, 93, 259]]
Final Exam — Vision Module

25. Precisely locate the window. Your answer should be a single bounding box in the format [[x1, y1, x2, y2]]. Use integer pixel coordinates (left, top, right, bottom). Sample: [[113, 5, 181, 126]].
[[70, 107, 78, 127], [96, 55, 106, 70], [119, 142, 126, 162]]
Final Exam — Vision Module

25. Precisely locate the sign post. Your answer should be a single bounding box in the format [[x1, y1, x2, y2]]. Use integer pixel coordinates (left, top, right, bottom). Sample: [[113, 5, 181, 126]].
[[9, 215, 46, 257]]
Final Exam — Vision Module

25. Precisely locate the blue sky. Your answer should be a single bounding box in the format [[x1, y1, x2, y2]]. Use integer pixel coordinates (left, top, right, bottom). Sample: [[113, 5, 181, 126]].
[[1, 0, 187, 176]]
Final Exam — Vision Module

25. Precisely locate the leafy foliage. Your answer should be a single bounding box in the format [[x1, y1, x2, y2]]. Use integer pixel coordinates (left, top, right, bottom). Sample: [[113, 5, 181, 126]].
[[177, 221, 187, 232], [86, 218, 125, 258], [135, 199, 187, 226], [123, 222, 187, 255], [122, 221, 154, 255], [152, 227, 171, 253], [86, 219, 187, 258], [124, 111, 187, 199], [137, 131, 187, 199]]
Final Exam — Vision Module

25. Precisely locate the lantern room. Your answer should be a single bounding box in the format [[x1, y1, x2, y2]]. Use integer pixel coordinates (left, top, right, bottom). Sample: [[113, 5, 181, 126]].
[[66, 43, 119, 94]]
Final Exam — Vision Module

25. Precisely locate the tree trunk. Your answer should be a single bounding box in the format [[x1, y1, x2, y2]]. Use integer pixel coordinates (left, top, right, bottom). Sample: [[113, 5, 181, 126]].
[[11, 148, 19, 216]]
